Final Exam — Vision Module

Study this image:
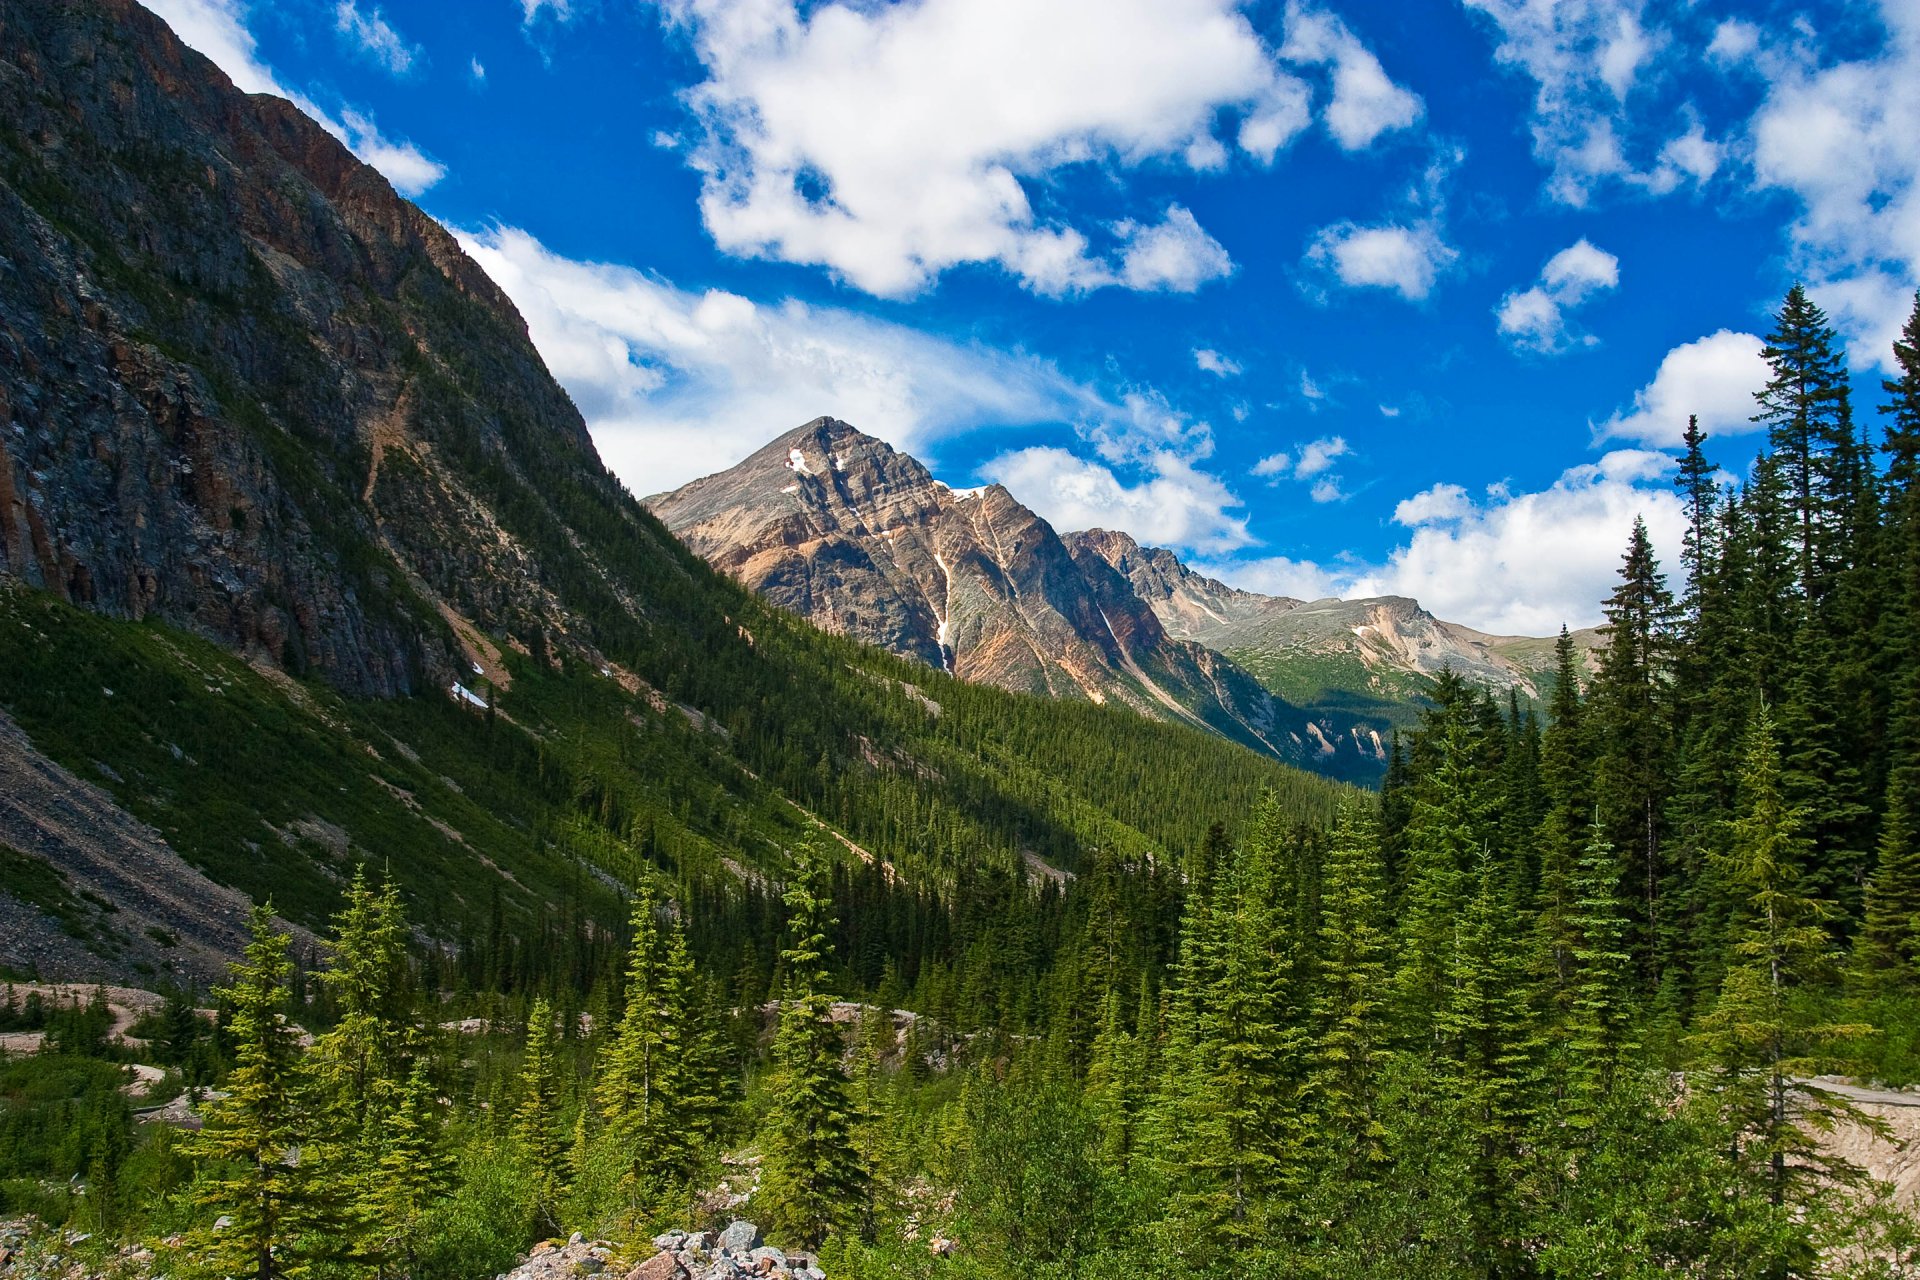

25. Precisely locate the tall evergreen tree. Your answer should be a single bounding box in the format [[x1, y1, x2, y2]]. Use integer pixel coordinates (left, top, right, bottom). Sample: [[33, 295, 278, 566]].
[[760, 844, 868, 1248], [189, 904, 313, 1280], [1590, 517, 1677, 982], [1562, 819, 1637, 1124], [1753, 283, 1854, 599], [1692, 709, 1874, 1221], [1308, 798, 1393, 1178], [514, 997, 567, 1231]]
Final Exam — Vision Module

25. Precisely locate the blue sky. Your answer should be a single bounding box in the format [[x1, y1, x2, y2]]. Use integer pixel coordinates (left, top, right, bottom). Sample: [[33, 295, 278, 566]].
[[145, 0, 1920, 633]]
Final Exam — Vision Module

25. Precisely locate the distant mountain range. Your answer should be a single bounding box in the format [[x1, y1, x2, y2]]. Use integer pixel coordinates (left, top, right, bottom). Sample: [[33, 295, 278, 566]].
[[650, 420, 1602, 777]]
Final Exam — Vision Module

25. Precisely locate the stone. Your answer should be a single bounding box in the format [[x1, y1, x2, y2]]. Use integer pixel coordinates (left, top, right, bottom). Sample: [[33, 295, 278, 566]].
[[718, 1221, 761, 1252], [627, 1252, 685, 1280], [699, 1261, 745, 1280], [748, 1245, 786, 1269]]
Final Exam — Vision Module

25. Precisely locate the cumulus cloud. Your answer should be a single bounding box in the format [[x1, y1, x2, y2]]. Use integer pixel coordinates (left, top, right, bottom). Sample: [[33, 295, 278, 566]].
[[979, 448, 1254, 555], [1194, 348, 1243, 378], [1280, 3, 1424, 150], [334, 1, 416, 75], [455, 224, 1181, 493], [655, 0, 1414, 297], [1116, 206, 1235, 292], [1305, 222, 1456, 301], [1463, 0, 1719, 206], [1737, 3, 1920, 369], [1496, 237, 1620, 353], [1206, 453, 1690, 632], [1598, 329, 1769, 446], [141, 0, 444, 194]]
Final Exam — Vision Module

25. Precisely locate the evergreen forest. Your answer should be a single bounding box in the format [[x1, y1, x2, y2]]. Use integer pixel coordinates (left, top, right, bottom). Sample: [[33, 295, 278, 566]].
[[6, 285, 1920, 1279]]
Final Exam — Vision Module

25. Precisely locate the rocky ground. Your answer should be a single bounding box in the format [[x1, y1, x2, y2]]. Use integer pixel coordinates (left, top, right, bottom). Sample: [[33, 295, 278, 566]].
[[501, 1223, 823, 1280]]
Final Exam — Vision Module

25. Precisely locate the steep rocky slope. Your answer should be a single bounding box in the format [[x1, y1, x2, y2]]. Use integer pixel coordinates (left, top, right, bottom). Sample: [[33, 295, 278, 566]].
[[650, 419, 1387, 777], [0, 0, 1354, 977], [1069, 529, 1602, 724]]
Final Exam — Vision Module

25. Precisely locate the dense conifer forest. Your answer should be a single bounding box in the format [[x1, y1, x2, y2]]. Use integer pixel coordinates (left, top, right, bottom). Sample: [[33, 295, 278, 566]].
[[5, 285, 1920, 1277]]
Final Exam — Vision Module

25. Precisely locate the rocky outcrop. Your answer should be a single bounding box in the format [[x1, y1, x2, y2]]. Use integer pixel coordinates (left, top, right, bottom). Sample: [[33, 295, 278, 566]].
[[0, 0, 684, 697], [650, 420, 1375, 774]]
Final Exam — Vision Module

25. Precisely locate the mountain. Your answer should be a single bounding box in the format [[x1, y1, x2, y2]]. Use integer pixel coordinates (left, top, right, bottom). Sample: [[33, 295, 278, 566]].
[[1069, 528, 1603, 726], [649, 419, 1388, 778], [0, 0, 1348, 980]]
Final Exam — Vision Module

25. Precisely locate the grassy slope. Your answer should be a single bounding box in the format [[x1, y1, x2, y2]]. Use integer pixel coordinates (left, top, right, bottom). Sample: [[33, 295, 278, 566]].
[[0, 582, 1351, 948]]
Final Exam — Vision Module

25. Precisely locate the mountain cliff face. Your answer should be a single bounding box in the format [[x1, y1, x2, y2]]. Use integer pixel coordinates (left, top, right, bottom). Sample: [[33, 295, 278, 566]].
[[0, 0, 692, 699], [650, 421, 1388, 777], [1068, 529, 1600, 721]]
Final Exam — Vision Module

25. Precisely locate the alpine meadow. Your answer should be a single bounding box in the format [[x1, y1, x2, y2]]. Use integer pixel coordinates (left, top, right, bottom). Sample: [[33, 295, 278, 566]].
[[5, 1, 1920, 1279]]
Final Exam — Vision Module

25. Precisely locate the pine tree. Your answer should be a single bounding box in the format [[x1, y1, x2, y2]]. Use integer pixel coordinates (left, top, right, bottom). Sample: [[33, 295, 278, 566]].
[[1393, 714, 1484, 1045], [1754, 283, 1854, 599], [1590, 517, 1676, 983], [189, 904, 312, 1280], [595, 879, 699, 1207], [1308, 797, 1393, 1178], [514, 997, 567, 1230], [362, 1058, 455, 1278], [1562, 819, 1636, 1124], [760, 844, 868, 1248], [1692, 709, 1875, 1219]]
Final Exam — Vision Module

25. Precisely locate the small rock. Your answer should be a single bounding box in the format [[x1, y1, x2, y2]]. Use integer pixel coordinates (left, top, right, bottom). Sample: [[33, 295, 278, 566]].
[[570, 1232, 586, 1246], [929, 1236, 954, 1257], [748, 1245, 787, 1271], [700, 1260, 745, 1280], [627, 1252, 685, 1280], [718, 1221, 761, 1252]]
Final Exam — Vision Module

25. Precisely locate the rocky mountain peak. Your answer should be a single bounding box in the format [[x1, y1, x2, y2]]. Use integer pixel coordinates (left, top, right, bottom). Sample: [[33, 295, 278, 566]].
[[651, 425, 1392, 779]]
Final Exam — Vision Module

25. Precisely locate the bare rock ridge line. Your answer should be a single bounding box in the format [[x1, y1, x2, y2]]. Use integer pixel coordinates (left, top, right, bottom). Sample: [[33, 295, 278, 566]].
[[648, 419, 1380, 777]]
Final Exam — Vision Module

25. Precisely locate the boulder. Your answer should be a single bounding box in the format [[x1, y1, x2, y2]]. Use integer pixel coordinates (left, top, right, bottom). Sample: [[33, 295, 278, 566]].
[[627, 1252, 686, 1280], [718, 1221, 762, 1252]]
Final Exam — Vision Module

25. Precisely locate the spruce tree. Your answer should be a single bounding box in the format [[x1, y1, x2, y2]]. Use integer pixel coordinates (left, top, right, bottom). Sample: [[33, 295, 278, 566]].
[[362, 1058, 455, 1277], [189, 904, 312, 1280], [1590, 517, 1677, 982], [514, 997, 567, 1230], [1308, 797, 1393, 1178], [1754, 283, 1854, 598], [595, 878, 699, 1207], [1692, 709, 1874, 1218], [760, 844, 868, 1248], [1562, 819, 1637, 1124]]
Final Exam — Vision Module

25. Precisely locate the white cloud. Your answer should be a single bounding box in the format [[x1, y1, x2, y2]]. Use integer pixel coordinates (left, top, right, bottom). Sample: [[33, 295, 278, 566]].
[[1496, 237, 1619, 353], [1463, 0, 1718, 206], [141, 0, 444, 194], [1304, 222, 1455, 301], [1194, 348, 1243, 378], [1309, 476, 1346, 503], [1298, 369, 1327, 402], [978, 448, 1253, 554], [657, 0, 1410, 297], [1252, 451, 1293, 478], [334, 1, 416, 76], [522, 0, 570, 23], [1598, 329, 1769, 447], [1194, 556, 1350, 601], [1392, 482, 1472, 525], [1208, 453, 1689, 632], [470, 57, 486, 82], [1280, 3, 1424, 150], [1740, 3, 1920, 369], [455, 224, 1224, 497], [1294, 435, 1348, 477], [1116, 206, 1235, 293]]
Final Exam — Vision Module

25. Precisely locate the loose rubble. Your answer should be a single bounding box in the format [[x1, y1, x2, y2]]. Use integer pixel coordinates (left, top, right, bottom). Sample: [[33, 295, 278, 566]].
[[496, 1222, 824, 1280]]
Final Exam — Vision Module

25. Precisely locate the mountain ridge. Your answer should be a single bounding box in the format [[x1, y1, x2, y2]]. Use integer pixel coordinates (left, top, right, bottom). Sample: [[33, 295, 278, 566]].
[[650, 418, 1389, 777]]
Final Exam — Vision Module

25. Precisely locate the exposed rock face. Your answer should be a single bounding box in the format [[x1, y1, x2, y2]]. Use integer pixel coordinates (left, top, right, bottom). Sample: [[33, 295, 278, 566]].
[[0, 0, 679, 696], [651, 420, 1376, 774], [1068, 528, 1599, 714]]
